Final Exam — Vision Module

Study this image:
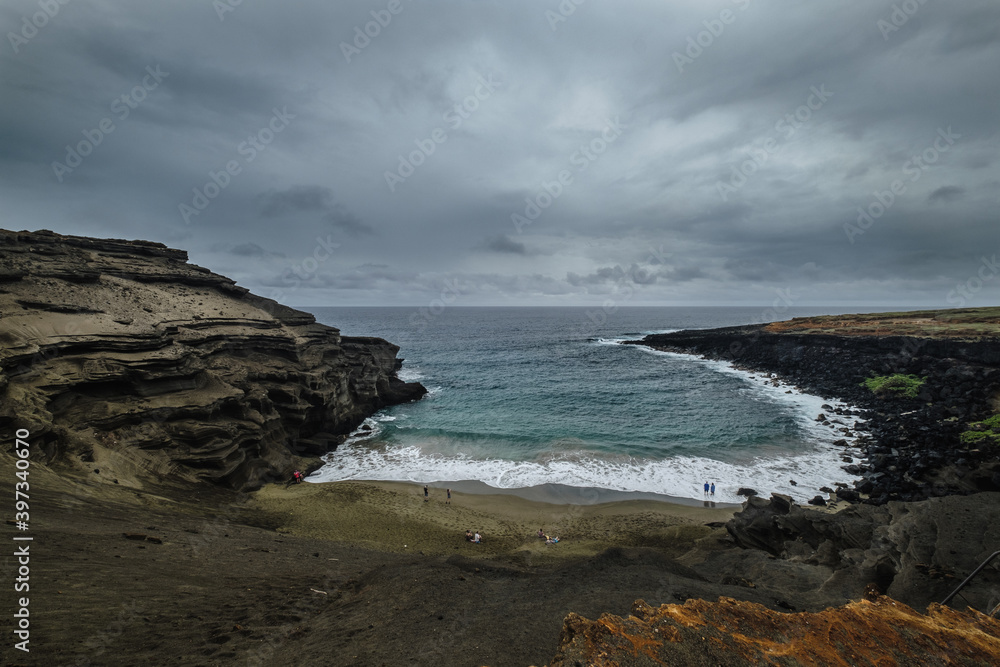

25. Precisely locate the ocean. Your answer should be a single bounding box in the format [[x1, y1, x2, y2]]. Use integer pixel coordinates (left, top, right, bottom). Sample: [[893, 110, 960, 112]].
[[303, 306, 873, 504]]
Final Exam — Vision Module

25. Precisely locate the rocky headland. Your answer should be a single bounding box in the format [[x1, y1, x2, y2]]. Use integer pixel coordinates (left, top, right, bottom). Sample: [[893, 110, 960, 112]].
[[0, 229, 426, 491], [626, 310, 1000, 505]]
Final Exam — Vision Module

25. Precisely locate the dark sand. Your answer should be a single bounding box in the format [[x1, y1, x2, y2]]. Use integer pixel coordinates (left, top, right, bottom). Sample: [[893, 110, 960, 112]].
[[4, 460, 752, 666]]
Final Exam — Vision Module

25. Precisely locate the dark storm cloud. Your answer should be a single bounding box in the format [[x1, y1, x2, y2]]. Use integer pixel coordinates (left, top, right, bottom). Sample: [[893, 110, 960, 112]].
[[927, 186, 966, 203], [258, 186, 337, 218], [229, 242, 270, 257], [258, 186, 375, 236], [1, 0, 998, 306], [480, 235, 527, 255]]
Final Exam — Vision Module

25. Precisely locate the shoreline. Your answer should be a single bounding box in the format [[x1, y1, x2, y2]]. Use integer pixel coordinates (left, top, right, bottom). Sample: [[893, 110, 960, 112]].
[[628, 322, 1000, 503], [308, 477, 743, 508], [252, 479, 738, 559]]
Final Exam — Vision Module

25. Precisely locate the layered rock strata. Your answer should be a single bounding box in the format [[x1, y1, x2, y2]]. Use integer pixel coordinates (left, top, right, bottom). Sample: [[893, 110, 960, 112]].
[[0, 229, 425, 490]]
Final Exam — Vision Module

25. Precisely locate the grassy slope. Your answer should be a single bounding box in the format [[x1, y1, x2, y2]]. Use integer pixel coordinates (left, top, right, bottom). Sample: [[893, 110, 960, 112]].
[[764, 306, 1000, 339]]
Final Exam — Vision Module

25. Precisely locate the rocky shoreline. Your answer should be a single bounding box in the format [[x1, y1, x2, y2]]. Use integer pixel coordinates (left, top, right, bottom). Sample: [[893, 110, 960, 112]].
[[626, 323, 1000, 505], [0, 229, 426, 491]]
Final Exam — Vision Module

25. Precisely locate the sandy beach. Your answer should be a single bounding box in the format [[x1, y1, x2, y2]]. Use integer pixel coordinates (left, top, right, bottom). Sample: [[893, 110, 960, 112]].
[[252, 480, 737, 561], [16, 462, 744, 666]]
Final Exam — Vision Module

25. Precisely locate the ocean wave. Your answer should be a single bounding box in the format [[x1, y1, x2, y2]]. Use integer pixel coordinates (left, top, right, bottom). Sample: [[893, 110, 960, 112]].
[[397, 367, 425, 382], [622, 345, 867, 449], [309, 441, 859, 504]]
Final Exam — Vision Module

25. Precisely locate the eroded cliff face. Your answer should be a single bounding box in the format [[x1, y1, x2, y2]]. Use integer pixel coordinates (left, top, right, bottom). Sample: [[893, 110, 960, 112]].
[[715, 492, 1000, 615], [548, 595, 1000, 666], [0, 229, 425, 490]]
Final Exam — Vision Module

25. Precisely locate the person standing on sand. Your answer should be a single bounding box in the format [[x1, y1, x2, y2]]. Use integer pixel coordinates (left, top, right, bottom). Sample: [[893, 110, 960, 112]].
[[446, 488, 451, 504], [710, 482, 715, 496], [424, 485, 428, 502]]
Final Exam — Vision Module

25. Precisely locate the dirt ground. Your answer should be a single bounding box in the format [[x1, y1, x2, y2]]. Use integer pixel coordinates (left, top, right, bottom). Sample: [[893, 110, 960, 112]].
[[1, 459, 767, 667]]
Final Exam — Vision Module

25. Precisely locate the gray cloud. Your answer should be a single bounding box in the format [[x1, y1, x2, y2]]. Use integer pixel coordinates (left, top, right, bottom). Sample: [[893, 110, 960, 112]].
[[928, 185, 966, 203], [230, 242, 270, 257], [480, 235, 527, 255], [1, 0, 998, 306], [257, 185, 375, 236], [258, 186, 336, 218]]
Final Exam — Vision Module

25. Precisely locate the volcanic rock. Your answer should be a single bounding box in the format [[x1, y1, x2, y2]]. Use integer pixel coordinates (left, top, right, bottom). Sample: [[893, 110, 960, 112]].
[[0, 229, 426, 490], [547, 596, 1000, 666], [627, 321, 1000, 503]]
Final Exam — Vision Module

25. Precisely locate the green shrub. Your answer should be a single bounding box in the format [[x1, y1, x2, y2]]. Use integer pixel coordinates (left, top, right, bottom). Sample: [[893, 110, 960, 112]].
[[860, 374, 925, 398], [960, 414, 1000, 446]]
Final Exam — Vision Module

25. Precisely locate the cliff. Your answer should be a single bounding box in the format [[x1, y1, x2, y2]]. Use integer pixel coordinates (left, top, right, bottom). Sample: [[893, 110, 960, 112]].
[[548, 595, 1000, 666], [0, 229, 425, 490], [715, 492, 1000, 615], [627, 317, 1000, 503]]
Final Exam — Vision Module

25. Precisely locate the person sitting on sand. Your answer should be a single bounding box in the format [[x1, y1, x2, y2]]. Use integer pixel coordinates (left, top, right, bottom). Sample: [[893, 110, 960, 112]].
[[473, 531, 482, 544], [465, 530, 473, 542], [537, 528, 545, 539]]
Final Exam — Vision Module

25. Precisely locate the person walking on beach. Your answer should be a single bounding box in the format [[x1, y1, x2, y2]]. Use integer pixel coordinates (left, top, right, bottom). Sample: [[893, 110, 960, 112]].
[[710, 482, 716, 497], [446, 488, 451, 504], [424, 485, 429, 502]]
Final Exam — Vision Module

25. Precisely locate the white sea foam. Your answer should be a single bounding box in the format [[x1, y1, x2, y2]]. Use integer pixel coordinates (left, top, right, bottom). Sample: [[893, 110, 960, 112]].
[[309, 339, 866, 503], [309, 440, 856, 504], [397, 367, 425, 382], [627, 345, 868, 450]]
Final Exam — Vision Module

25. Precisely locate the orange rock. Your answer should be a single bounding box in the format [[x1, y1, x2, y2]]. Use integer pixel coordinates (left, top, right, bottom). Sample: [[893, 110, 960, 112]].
[[548, 595, 1000, 666]]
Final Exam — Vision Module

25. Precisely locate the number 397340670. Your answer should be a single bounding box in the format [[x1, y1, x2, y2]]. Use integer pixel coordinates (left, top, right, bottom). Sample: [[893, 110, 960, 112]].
[[15, 428, 30, 523]]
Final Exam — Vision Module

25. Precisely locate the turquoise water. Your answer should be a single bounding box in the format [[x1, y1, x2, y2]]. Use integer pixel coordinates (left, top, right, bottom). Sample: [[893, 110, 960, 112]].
[[305, 307, 869, 502]]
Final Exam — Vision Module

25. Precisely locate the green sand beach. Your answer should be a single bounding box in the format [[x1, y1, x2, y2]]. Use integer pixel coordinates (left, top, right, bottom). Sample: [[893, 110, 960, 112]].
[[251, 480, 737, 561]]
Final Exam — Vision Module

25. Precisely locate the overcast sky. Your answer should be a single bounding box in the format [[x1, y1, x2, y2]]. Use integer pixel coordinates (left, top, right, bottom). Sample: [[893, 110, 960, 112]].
[[2, 0, 998, 307]]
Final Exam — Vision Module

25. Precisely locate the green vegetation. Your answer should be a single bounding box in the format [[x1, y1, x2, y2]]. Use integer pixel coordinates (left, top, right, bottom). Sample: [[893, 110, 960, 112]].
[[861, 374, 925, 399], [960, 414, 1000, 446]]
